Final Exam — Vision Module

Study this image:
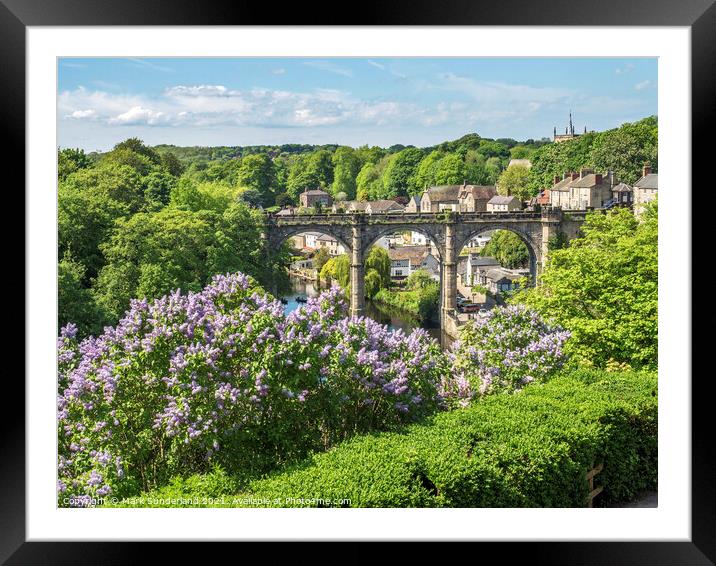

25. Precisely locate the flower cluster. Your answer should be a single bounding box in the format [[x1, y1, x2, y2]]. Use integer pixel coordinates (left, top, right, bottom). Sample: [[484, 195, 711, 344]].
[[57, 273, 452, 506], [448, 305, 570, 403]]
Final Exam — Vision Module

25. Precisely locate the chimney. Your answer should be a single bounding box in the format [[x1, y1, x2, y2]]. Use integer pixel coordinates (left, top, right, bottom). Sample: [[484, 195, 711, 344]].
[[570, 172, 579, 181], [607, 170, 615, 187], [595, 174, 603, 185], [643, 164, 652, 177], [553, 175, 560, 184], [579, 167, 593, 179]]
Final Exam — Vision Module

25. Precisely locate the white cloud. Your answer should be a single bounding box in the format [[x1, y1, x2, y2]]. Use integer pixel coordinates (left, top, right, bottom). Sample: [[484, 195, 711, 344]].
[[66, 109, 96, 119], [272, 68, 286, 75], [634, 80, 652, 91], [108, 106, 167, 126], [616, 63, 635, 75]]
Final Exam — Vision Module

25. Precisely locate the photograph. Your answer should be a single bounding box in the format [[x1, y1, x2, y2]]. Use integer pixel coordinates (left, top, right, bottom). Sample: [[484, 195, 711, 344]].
[[55, 55, 660, 510]]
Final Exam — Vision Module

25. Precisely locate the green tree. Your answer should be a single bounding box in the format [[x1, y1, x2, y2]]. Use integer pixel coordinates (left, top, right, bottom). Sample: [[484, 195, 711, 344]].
[[312, 248, 331, 273], [433, 153, 466, 185], [331, 146, 361, 200], [497, 164, 533, 201], [58, 148, 91, 180], [169, 179, 241, 213], [587, 116, 658, 184], [58, 251, 104, 336], [93, 208, 216, 322], [58, 178, 132, 279], [513, 204, 657, 369], [481, 230, 529, 269], [237, 153, 276, 206], [355, 162, 383, 201], [111, 138, 161, 164], [410, 150, 444, 194], [364, 247, 391, 290], [380, 147, 424, 198], [160, 152, 185, 177]]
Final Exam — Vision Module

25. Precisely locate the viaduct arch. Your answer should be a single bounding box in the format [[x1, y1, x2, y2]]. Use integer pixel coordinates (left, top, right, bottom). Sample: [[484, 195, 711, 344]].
[[264, 208, 586, 337]]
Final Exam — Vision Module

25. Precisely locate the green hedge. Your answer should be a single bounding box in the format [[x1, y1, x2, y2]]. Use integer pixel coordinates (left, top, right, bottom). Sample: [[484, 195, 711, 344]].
[[110, 369, 657, 508]]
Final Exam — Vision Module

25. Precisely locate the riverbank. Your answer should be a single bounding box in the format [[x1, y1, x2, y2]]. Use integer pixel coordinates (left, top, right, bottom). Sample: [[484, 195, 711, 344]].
[[373, 286, 440, 324]]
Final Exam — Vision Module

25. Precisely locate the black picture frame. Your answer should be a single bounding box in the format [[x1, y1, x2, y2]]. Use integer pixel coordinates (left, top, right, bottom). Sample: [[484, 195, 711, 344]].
[[7, 0, 711, 563]]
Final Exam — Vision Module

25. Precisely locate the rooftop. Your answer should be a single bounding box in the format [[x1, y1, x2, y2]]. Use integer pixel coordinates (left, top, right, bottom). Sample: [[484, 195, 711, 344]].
[[488, 195, 521, 205], [634, 173, 658, 190]]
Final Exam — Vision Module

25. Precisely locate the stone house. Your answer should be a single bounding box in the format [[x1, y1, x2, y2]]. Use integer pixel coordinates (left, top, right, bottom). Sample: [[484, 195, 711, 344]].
[[464, 255, 500, 286], [458, 185, 497, 212], [611, 183, 633, 205], [365, 200, 405, 214], [405, 195, 421, 213], [548, 168, 613, 210], [299, 188, 333, 209], [315, 234, 346, 256], [633, 165, 658, 216], [388, 246, 440, 280], [475, 267, 523, 294], [487, 195, 522, 212], [421, 185, 461, 212]]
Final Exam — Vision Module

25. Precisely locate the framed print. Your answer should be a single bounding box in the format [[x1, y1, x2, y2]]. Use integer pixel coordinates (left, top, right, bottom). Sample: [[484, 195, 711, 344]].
[[7, 0, 713, 562]]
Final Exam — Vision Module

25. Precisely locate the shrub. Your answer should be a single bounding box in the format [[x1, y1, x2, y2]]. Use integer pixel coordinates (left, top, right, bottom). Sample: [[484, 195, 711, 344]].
[[448, 305, 570, 403], [220, 369, 657, 508], [57, 273, 453, 506]]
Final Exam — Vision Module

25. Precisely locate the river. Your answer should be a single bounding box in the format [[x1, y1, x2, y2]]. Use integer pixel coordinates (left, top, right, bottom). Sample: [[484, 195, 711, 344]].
[[283, 275, 453, 348]]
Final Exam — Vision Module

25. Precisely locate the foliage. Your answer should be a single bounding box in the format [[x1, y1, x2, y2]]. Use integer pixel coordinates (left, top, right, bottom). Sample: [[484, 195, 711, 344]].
[[481, 230, 529, 269], [57, 276, 451, 505], [497, 164, 533, 201], [206, 369, 657, 508], [364, 247, 391, 290], [587, 116, 658, 184], [449, 305, 570, 402], [58, 251, 105, 336], [513, 205, 657, 369], [169, 178, 242, 213], [312, 248, 331, 273], [58, 148, 91, 180], [331, 147, 361, 200], [528, 116, 657, 191], [237, 153, 276, 206], [380, 148, 424, 198], [373, 282, 440, 323], [405, 268, 436, 291]]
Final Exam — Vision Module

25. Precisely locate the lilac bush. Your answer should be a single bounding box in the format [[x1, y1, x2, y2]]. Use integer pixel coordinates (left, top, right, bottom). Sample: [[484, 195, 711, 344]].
[[57, 273, 452, 506], [446, 305, 570, 405]]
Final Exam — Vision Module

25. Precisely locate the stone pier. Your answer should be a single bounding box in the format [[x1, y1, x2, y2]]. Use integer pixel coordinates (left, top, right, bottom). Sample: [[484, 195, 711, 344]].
[[350, 218, 365, 317], [440, 220, 457, 332]]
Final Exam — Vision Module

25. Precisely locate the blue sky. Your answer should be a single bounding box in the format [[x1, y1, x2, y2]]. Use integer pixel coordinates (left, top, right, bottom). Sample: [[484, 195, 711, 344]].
[[58, 57, 657, 151]]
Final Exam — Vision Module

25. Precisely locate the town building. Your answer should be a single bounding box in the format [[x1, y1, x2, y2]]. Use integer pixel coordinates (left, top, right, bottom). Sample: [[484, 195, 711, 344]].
[[458, 185, 498, 212], [611, 183, 633, 205], [553, 111, 587, 143], [474, 267, 525, 294], [387, 246, 440, 280], [464, 255, 501, 286], [547, 168, 613, 210], [299, 188, 333, 209], [420, 183, 496, 213], [365, 200, 405, 214], [487, 195, 523, 212], [315, 233, 346, 256], [405, 195, 421, 213], [633, 165, 658, 216], [421, 185, 461, 212]]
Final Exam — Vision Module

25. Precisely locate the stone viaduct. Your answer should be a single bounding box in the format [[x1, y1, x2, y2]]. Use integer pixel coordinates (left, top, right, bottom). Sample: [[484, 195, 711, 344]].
[[264, 208, 586, 337]]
